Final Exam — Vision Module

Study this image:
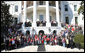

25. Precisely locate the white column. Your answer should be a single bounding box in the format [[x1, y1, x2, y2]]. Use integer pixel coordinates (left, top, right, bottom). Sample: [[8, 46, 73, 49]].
[[20, 1, 22, 23], [12, 4, 14, 15], [19, 1, 22, 14], [56, 1, 61, 35], [46, 1, 51, 27], [56, 1, 61, 27], [60, 1, 64, 24], [23, 1, 27, 23], [32, 1, 37, 27], [18, 1, 22, 23], [22, 1, 27, 34]]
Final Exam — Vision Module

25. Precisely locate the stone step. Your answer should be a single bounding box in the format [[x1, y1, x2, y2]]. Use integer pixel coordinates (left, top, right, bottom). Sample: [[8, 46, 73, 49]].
[[1, 45, 84, 52], [45, 45, 84, 52]]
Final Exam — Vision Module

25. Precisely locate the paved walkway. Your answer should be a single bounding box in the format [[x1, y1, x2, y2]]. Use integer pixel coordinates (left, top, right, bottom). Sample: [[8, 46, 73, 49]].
[[37, 45, 46, 52], [1, 45, 84, 52]]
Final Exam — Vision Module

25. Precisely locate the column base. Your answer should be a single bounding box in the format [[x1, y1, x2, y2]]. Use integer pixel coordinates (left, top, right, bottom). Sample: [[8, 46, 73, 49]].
[[32, 22, 36, 27], [46, 23, 51, 27], [21, 23, 26, 34], [58, 22, 61, 27]]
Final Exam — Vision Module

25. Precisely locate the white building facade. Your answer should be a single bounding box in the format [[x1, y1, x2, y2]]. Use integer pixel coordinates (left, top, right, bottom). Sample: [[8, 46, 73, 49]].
[[5, 1, 84, 35]]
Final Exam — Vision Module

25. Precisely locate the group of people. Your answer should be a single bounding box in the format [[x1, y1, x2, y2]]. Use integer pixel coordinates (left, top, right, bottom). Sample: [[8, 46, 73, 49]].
[[51, 20, 58, 26], [25, 21, 32, 27], [5, 32, 73, 50], [4, 23, 83, 50], [36, 20, 58, 26], [36, 21, 46, 26]]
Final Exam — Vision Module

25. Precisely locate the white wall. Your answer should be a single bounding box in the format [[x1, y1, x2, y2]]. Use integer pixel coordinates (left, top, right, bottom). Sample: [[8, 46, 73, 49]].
[[5, 1, 84, 28], [27, 12, 33, 22], [50, 11, 56, 21], [61, 1, 83, 26]]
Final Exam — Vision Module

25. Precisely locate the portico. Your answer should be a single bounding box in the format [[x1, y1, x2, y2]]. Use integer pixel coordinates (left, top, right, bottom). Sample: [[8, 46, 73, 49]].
[[21, 1, 61, 34]]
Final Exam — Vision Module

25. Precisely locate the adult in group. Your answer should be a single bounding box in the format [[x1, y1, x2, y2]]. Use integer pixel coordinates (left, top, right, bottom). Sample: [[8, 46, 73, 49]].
[[62, 37, 66, 47], [5, 36, 9, 50], [66, 36, 69, 48], [69, 37, 74, 49]]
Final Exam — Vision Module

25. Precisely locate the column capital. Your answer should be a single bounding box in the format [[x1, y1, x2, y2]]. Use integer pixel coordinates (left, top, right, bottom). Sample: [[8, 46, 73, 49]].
[[46, 1, 49, 6]]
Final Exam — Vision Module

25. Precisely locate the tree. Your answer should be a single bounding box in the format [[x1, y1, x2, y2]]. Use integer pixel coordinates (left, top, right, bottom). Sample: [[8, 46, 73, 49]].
[[1, 1, 13, 30], [78, 1, 84, 15], [1, 1, 13, 42]]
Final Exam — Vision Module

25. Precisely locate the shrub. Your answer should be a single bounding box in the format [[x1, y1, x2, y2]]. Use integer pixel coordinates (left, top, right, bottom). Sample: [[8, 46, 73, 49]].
[[73, 34, 84, 49], [80, 43, 84, 49]]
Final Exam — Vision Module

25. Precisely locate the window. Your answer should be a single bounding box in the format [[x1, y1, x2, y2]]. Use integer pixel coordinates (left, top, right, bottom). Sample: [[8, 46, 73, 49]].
[[65, 5, 68, 11], [27, 1, 33, 7], [15, 5, 18, 12], [75, 17, 78, 24], [32, 16, 33, 22], [39, 1, 43, 5], [74, 5, 77, 11], [65, 17, 69, 24], [49, 1, 55, 6], [15, 18, 17, 24], [22, 7, 23, 10], [39, 15, 43, 21], [50, 16, 52, 22]]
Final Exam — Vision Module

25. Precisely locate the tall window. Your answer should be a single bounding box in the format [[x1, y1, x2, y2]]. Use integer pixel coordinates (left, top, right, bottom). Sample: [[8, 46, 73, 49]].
[[15, 5, 18, 12], [15, 18, 17, 24], [27, 1, 33, 7], [39, 15, 43, 21], [49, 1, 56, 6], [65, 17, 69, 24], [32, 16, 33, 22], [50, 16, 52, 22], [74, 5, 77, 11], [65, 5, 68, 11], [75, 17, 78, 24]]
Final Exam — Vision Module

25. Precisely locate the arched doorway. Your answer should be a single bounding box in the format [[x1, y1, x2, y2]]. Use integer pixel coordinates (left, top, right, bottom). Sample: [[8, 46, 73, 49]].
[[26, 30, 30, 35], [39, 30, 44, 35], [53, 30, 56, 35]]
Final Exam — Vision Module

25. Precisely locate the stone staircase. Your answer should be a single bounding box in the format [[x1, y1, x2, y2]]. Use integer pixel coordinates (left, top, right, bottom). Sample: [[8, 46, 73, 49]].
[[45, 45, 84, 52], [1, 45, 38, 52], [1, 45, 84, 52]]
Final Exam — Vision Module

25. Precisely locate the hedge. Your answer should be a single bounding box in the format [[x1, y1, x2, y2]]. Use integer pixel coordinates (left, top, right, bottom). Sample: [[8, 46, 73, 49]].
[[73, 33, 84, 49]]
